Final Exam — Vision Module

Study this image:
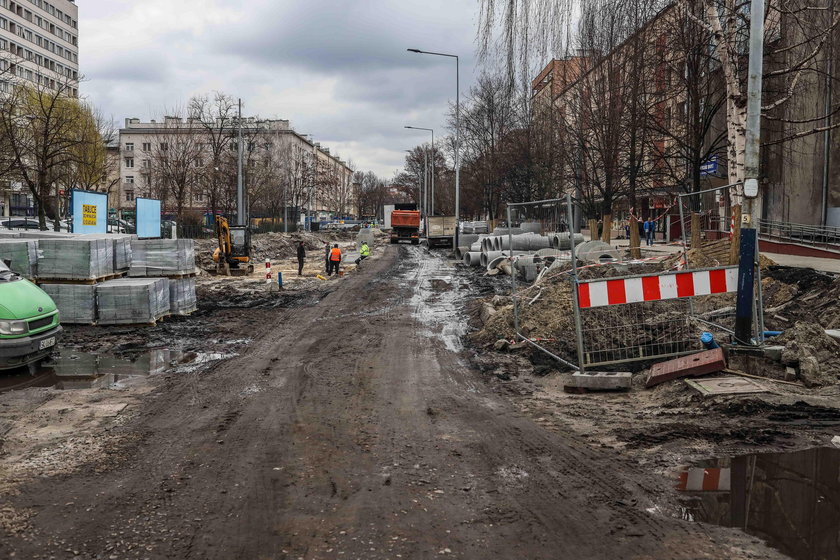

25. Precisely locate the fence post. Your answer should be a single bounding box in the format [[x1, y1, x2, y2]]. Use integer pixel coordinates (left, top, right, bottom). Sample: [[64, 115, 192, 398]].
[[568, 194, 585, 373], [508, 204, 518, 336]]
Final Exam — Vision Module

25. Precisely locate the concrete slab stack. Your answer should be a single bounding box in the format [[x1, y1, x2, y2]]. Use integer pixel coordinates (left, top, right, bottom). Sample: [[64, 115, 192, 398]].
[[82, 234, 134, 272], [129, 239, 195, 277], [39, 284, 96, 324], [36, 237, 114, 280], [0, 238, 38, 278], [169, 277, 197, 315], [97, 278, 170, 325]]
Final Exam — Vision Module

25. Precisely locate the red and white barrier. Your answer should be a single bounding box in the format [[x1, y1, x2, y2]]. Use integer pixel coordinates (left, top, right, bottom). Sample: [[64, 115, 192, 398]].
[[577, 266, 738, 308], [265, 260, 272, 284], [677, 467, 731, 492]]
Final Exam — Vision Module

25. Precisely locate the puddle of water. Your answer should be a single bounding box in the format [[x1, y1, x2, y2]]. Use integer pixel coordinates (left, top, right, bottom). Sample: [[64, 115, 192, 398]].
[[0, 346, 236, 393], [675, 447, 840, 560]]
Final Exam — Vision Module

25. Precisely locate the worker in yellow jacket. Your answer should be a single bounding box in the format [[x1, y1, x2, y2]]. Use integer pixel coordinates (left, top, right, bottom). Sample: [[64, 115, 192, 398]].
[[355, 242, 370, 266]]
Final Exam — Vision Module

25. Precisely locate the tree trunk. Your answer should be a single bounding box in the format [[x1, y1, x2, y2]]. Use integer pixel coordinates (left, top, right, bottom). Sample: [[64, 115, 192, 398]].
[[690, 212, 701, 249], [588, 218, 598, 241], [601, 213, 612, 243], [629, 216, 641, 259], [729, 204, 742, 265]]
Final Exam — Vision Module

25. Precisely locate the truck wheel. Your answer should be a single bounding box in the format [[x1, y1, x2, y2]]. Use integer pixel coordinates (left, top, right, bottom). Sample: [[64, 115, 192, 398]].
[[412, 239, 419, 245]]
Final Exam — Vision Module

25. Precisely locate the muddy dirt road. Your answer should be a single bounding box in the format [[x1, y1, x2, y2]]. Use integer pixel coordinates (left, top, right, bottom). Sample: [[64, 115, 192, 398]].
[[1, 246, 783, 559]]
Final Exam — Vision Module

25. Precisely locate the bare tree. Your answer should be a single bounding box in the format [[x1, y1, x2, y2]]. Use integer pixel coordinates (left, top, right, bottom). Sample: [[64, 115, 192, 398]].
[[146, 113, 203, 219]]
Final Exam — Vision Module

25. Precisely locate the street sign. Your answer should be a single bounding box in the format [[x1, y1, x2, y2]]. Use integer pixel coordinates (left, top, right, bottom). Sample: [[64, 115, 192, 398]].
[[700, 155, 718, 176]]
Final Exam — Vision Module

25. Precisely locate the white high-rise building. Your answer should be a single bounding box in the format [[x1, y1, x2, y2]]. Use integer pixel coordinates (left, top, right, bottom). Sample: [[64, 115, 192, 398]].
[[0, 0, 79, 95]]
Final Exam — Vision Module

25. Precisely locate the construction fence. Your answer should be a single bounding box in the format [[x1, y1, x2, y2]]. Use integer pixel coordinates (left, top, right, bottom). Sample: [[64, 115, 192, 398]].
[[507, 193, 764, 373]]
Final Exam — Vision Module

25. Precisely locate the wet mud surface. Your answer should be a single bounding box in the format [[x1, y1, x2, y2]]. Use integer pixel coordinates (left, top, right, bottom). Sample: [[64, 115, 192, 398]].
[[0, 245, 808, 559]]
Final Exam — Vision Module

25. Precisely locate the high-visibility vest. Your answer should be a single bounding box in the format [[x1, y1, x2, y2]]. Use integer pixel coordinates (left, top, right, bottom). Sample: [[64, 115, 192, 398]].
[[360, 244, 370, 257], [330, 247, 342, 261]]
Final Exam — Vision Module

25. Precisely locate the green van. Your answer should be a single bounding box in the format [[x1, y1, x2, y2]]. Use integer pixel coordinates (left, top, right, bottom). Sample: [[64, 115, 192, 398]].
[[0, 259, 62, 370]]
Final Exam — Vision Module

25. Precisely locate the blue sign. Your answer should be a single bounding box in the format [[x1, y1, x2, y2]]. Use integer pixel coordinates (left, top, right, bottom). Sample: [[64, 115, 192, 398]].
[[136, 198, 162, 238], [70, 189, 108, 234], [700, 155, 718, 176]]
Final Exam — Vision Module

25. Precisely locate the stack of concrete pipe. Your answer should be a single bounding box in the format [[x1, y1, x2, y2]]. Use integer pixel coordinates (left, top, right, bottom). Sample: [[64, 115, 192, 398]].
[[460, 227, 610, 283]]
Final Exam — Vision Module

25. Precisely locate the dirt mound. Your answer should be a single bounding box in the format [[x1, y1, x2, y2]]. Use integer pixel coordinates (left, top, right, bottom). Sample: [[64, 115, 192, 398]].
[[778, 321, 840, 387], [763, 269, 840, 330]]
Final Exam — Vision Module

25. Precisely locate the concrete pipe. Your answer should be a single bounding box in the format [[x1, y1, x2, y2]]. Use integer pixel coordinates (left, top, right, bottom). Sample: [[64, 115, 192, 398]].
[[459, 234, 480, 247], [550, 232, 586, 250], [463, 252, 483, 267], [469, 241, 482, 252], [575, 240, 622, 263], [455, 246, 470, 259], [480, 250, 528, 268], [492, 227, 522, 236], [519, 222, 543, 234], [511, 235, 551, 251]]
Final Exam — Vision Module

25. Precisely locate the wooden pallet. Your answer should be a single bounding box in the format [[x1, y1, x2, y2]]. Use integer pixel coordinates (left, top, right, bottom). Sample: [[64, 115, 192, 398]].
[[35, 271, 127, 285]]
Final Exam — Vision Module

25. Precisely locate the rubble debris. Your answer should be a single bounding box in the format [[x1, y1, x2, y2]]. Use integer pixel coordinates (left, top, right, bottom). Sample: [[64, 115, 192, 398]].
[[779, 322, 840, 387], [645, 348, 726, 388]]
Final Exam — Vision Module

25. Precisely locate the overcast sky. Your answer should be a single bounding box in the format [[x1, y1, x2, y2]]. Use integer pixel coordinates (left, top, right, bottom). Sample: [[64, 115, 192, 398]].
[[79, 0, 480, 178]]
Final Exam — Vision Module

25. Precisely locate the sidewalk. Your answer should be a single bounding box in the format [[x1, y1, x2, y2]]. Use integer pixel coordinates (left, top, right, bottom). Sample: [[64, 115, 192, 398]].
[[608, 237, 840, 274]]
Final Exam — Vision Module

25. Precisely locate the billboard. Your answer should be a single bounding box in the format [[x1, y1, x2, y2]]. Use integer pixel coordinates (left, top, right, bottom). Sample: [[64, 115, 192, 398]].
[[71, 189, 108, 234], [136, 198, 162, 238]]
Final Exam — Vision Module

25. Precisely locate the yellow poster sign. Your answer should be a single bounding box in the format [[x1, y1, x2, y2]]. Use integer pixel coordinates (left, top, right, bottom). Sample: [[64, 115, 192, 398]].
[[82, 204, 97, 226]]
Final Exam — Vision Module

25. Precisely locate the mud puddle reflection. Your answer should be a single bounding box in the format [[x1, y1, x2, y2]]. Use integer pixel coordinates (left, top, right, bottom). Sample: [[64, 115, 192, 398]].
[[674, 447, 840, 560], [0, 346, 238, 393]]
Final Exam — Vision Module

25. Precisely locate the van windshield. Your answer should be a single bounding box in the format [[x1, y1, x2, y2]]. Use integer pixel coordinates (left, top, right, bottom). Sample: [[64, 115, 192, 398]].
[[0, 260, 18, 282]]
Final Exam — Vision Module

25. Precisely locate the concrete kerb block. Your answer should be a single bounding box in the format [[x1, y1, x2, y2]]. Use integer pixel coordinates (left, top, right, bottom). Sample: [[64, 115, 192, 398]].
[[564, 371, 632, 393]]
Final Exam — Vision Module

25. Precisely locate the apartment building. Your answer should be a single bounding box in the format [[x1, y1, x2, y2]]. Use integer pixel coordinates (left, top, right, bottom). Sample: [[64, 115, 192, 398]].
[[0, 0, 79, 94], [533, 2, 840, 228], [117, 117, 355, 221]]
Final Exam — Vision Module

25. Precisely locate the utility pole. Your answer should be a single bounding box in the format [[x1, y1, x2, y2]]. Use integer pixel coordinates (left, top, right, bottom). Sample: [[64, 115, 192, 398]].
[[236, 98, 245, 227], [735, 0, 764, 344]]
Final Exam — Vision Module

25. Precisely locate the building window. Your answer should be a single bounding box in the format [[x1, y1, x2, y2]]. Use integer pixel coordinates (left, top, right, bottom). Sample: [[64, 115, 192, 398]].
[[125, 142, 133, 151], [125, 191, 134, 202], [125, 175, 134, 184], [142, 159, 150, 168], [160, 143, 168, 151], [142, 142, 151, 151], [125, 157, 134, 168]]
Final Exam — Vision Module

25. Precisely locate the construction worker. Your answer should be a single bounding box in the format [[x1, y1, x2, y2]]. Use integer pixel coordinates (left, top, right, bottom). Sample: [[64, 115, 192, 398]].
[[355, 241, 370, 265], [296, 241, 305, 276], [328, 243, 342, 276]]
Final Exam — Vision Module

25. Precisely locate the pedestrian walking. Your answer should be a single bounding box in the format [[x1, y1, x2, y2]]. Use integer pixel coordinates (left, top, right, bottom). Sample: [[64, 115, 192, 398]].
[[355, 241, 370, 265], [296, 241, 305, 276], [324, 242, 331, 273], [328, 243, 342, 276], [644, 217, 655, 246]]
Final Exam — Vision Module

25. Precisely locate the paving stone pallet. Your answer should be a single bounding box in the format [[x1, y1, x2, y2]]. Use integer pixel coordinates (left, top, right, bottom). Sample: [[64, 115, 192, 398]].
[[97, 277, 171, 325], [0, 238, 38, 278], [129, 239, 196, 277], [36, 237, 114, 280], [39, 284, 97, 325]]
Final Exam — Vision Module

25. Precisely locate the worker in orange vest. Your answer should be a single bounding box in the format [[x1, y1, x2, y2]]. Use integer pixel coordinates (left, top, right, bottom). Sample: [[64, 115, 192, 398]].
[[328, 243, 342, 276]]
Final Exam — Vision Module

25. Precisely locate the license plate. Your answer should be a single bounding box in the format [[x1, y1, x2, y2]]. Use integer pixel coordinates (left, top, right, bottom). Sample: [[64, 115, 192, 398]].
[[39, 337, 55, 350]]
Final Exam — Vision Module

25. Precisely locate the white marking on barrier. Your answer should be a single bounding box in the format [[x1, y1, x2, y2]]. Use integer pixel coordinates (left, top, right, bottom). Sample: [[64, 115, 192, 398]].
[[725, 268, 738, 291], [589, 281, 609, 307], [659, 274, 678, 300], [693, 270, 711, 296], [624, 277, 644, 304]]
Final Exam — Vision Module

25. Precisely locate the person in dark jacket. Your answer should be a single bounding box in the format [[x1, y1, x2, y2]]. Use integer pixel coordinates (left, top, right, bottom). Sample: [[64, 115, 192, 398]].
[[296, 241, 305, 276], [644, 217, 655, 246], [324, 242, 331, 273]]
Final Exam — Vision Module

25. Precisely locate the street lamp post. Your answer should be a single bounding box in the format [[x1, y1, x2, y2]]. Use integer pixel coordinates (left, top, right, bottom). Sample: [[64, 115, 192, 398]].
[[404, 126, 434, 218], [407, 48, 460, 248]]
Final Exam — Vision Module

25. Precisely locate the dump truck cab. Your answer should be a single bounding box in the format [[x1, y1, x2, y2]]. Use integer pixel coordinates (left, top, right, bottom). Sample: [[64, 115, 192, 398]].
[[0, 260, 62, 370]]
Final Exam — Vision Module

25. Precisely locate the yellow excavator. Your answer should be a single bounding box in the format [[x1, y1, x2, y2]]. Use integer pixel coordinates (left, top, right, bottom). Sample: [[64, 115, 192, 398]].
[[212, 216, 254, 276]]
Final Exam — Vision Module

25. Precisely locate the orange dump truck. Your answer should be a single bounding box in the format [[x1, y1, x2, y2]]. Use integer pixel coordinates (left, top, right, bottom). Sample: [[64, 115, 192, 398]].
[[390, 210, 421, 245]]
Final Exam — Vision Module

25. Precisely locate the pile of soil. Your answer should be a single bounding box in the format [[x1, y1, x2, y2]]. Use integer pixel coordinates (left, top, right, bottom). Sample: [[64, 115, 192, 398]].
[[194, 231, 374, 270], [778, 321, 840, 387], [763, 267, 840, 330]]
